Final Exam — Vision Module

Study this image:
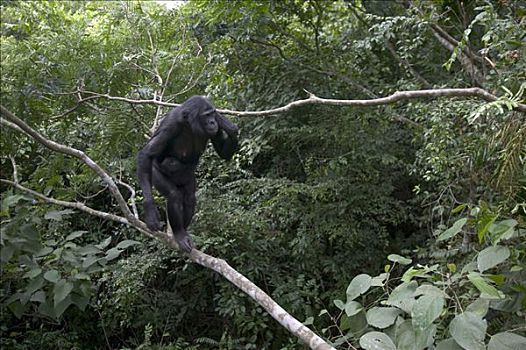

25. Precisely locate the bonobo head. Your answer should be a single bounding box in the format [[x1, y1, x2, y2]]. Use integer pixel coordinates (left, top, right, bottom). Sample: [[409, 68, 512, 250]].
[[182, 96, 219, 137]]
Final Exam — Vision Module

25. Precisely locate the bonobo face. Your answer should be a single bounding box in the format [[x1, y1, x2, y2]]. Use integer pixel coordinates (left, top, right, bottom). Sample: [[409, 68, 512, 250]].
[[200, 109, 219, 136]]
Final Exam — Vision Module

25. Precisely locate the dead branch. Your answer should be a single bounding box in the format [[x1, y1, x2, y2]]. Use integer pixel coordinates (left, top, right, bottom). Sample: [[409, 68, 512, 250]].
[[62, 87, 526, 116], [0, 179, 130, 226], [0, 106, 335, 350], [386, 40, 432, 89]]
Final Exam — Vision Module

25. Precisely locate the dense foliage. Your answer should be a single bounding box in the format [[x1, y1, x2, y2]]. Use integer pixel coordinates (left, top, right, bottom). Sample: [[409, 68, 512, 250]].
[[1, 1, 524, 349]]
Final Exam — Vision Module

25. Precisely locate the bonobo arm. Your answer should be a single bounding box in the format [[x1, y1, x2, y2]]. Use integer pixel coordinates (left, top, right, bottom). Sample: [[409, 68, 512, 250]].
[[211, 114, 239, 160], [137, 116, 181, 230]]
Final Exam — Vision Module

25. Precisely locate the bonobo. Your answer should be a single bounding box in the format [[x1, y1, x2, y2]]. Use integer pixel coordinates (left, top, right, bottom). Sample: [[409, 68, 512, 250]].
[[137, 96, 239, 252]]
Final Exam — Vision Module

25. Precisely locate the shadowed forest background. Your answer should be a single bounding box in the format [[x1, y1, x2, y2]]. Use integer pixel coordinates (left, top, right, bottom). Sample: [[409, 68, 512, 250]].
[[1, 1, 525, 349]]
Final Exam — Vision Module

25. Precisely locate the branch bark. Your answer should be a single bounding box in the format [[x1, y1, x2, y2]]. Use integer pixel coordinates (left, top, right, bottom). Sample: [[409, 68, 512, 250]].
[[386, 40, 432, 89], [62, 87, 526, 116], [0, 106, 335, 350]]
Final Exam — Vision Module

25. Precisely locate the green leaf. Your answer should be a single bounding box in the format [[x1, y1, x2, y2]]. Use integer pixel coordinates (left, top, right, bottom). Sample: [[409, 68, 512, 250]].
[[388, 254, 412, 265], [115, 239, 140, 249], [65, 231, 86, 241], [334, 299, 345, 310], [345, 301, 363, 317], [411, 294, 444, 330], [436, 338, 464, 350], [415, 284, 447, 298], [23, 267, 42, 279], [371, 273, 388, 287], [54, 296, 73, 318], [451, 204, 466, 214], [466, 298, 489, 317], [82, 255, 101, 268], [359, 331, 396, 350], [488, 332, 526, 350], [478, 213, 498, 243], [449, 312, 487, 350], [96, 236, 112, 249], [30, 290, 46, 303], [437, 218, 467, 241], [43, 270, 60, 283], [8, 300, 28, 319], [53, 279, 73, 306], [396, 320, 436, 350], [477, 245, 510, 272], [44, 209, 75, 221], [339, 314, 350, 331], [490, 219, 517, 244], [468, 272, 505, 299], [366, 307, 401, 329], [385, 281, 417, 313], [71, 294, 89, 311], [105, 247, 122, 261], [346, 274, 372, 301]]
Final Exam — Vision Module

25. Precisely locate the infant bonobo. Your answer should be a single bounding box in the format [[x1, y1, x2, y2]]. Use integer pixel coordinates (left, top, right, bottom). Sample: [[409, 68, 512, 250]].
[[137, 96, 239, 252]]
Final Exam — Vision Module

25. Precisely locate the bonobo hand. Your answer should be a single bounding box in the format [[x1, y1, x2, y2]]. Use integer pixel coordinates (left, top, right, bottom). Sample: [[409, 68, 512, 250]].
[[174, 230, 194, 253], [144, 201, 162, 231]]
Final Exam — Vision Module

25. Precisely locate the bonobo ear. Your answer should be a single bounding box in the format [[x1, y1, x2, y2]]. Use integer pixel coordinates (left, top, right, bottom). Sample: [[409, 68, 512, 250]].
[[180, 107, 196, 123]]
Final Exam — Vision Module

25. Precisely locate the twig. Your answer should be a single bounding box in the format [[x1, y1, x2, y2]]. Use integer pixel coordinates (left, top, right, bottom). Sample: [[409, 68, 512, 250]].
[[9, 156, 18, 184], [386, 40, 432, 89], [1, 105, 136, 224], [117, 179, 139, 219]]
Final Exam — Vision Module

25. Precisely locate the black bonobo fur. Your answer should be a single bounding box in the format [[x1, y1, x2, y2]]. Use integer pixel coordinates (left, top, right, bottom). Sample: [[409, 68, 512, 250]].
[[137, 96, 239, 252]]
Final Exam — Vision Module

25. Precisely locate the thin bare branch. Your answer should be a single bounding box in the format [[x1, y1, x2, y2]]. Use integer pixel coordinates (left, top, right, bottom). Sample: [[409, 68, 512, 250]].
[[386, 40, 432, 89], [0, 179, 130, 225], [8, 156, 18, 184], [117, 179, 139, 219], [0, 106, 135, 223], [430, 26, 485, 87], [68, 87, 526, 116]]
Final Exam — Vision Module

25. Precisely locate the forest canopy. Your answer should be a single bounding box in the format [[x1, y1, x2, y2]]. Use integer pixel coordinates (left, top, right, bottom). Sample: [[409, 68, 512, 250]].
[[1, 1, 525, 349]]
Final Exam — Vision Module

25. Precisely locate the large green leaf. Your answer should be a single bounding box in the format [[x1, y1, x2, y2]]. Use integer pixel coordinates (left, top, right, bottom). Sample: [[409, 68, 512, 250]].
[[436, 338, 464, 350], [44, 209, 75, 221], [65, 231, 87, 241], [115, 239, 140, 249], [43, 269, 60, 283], [366, 307, 401, 329], [489, 219, 517, 244], [437, 218, 467, 241], [346, 274, 372, 301], [468, 272, 505, 299], [53, 279, 73, 306], [387, 254, 412, 265], [488, 332, 526, 350], [411, 294, 444, 330], [396, 320, 436, 350], [345, 301, 363, 317], [477, 245, 510, 272], [449, 312, 487, 350], [465, 298, 489, 317], [385, 281, 417, 313], [359, 331, 396, 350]]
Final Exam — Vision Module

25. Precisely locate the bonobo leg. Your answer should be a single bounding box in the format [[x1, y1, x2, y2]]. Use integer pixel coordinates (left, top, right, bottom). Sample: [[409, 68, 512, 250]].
[[152, 167, 194, 252], [182, 179, 196, 229]]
